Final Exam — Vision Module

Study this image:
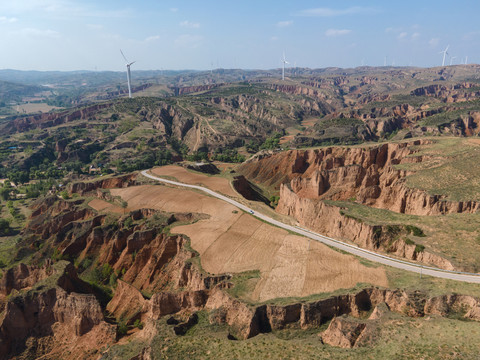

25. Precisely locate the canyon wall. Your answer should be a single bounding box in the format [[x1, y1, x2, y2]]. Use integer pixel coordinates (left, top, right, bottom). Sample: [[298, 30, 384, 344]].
[[241, 140, 480, 216]]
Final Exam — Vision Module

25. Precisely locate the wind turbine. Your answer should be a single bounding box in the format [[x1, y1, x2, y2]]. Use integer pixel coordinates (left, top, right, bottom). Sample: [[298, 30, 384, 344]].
[[450, 56, 457, 66], [281, 52, 289, 81], [439, 45, 449, 67], [120, 49, 135, 98]]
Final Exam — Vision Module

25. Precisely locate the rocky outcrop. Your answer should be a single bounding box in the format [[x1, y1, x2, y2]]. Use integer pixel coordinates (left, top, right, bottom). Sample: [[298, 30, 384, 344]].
[[241, 141, 480, 216], [320, 317, 368, 348], [112, 286, 480, 341], [0, 261, 116, 360], [412, 82, 480, 103], [68, 173, 137, 195], [0, 262, 54, 296], [277, 184, 455, 269], [106, 280, 148, 323], [174, 84, 219, 96], [2, 103, 112, 134]]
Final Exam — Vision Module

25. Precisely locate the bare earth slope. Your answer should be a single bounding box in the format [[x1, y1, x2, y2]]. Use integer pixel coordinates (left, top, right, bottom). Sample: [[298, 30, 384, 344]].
[[111, 184, 387, 301]]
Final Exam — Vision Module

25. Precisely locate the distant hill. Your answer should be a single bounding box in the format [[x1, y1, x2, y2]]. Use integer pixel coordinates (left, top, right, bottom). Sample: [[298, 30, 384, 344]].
[[0, 80, 45, 104]]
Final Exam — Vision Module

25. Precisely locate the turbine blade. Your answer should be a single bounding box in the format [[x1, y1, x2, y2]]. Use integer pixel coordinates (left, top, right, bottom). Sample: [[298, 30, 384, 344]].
[[120, 49, 128, 63]]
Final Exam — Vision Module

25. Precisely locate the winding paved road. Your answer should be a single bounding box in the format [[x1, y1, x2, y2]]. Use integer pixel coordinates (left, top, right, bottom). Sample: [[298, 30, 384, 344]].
[[141, 170, 480, 284]]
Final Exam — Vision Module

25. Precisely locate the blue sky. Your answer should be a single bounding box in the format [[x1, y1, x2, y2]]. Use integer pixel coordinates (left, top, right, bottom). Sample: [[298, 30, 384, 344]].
[[1, 0, 479, 71]]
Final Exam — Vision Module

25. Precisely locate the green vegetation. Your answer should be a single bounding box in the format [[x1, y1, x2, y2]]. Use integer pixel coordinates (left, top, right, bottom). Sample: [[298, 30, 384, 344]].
[[225, 270, 261, 302], [405, 225, 425, 237], [103, 307, 480, 360], [259, 132, 283, 150], [395, 138, 480, 201], [269, 195, 280, 208], [415, 244, 425, 253], [211, 148, 245, 163], [0, 218, 10, 236]]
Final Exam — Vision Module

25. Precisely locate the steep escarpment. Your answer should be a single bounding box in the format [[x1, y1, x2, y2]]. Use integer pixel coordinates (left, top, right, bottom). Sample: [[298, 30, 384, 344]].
[[277, 184, 454, 270], [239, 140, 480, 268], [241, 140, 480, 216], [412, 82, 480, 103], [106, 283, 480, 343], [67, 173, 137, 195], [22, 193, 223, 295], [1, 103, 113, 134], [0, 261, 116, 360]]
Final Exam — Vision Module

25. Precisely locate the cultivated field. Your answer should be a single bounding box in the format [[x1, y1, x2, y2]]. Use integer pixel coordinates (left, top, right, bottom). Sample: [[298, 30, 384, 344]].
[[88, 198, 123, 213], [15, 102, 61, 114], [110, 184, 388, 302], [151, 165, 237, 197]]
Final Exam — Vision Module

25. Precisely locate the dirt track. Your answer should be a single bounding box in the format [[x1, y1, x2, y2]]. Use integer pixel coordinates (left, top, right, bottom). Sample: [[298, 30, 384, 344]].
[[111, 184, 388, 301]]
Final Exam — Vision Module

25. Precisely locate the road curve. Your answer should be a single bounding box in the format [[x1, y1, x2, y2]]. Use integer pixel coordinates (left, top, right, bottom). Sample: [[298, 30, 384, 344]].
[[141, 170, 480, 284]]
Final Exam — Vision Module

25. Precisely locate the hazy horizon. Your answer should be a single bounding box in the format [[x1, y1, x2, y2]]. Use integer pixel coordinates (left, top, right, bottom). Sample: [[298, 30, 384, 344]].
[[1, 0, 479, 71]]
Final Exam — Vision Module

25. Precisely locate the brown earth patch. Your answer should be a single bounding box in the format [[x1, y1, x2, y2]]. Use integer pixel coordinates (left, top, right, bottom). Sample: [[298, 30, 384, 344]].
[[111, 185, 388, 302], [150, 165, 237, 197], [88, 198, 123, 213], [301, 117, 318, 128]]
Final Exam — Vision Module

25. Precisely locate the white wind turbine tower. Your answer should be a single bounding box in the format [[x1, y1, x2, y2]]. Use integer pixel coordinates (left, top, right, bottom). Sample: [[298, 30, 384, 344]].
[[450, 56, 457, 66], [439, 45, 449, 67], [120, 49, 136, 98], [281, 52, 289, 81]]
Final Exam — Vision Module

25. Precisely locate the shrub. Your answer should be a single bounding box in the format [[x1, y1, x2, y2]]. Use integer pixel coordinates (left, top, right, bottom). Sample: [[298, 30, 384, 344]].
[[415, 244, 425, 253], [117, 320, 128, 336], [60, 190, 69, 199], [0, 218, 10, 236], [124, 217, 133, 229], [101, 263, 114, 282], [405, 225, 426, 237], [385, 225, 401, 236], [109, 272, 118, 288], [269, 195, 280, 208], [404, 238, 415, 246], [133, 319, 143, 329]]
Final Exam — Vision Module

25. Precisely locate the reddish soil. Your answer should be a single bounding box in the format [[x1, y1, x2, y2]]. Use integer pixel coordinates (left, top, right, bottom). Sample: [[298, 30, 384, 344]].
[[88, 199, 123, 213], [111, 184, 388, 301], [150, 165, 237, 197]]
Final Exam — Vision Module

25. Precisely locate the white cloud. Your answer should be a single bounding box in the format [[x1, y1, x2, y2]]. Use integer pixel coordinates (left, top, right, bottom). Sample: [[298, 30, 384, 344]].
[[0, 16, 18, 23], [277, 20, 292, 28], [325, 29, 351, 37], [170, 8, 178, 12], [86, 23, 103, 30], [180, 20, 200, 29], [175, 34, 203, 48], [144, 35, 161, 43], [385, 27, 402, 34], [411, 32, 420, 40], [270, 36, 278, 41], [13, 27, 60, 38], [429, 37, 440, 47], [463, 31, 480, 41], [297, 6, 378, 17], [397, 32, 407, 40]]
